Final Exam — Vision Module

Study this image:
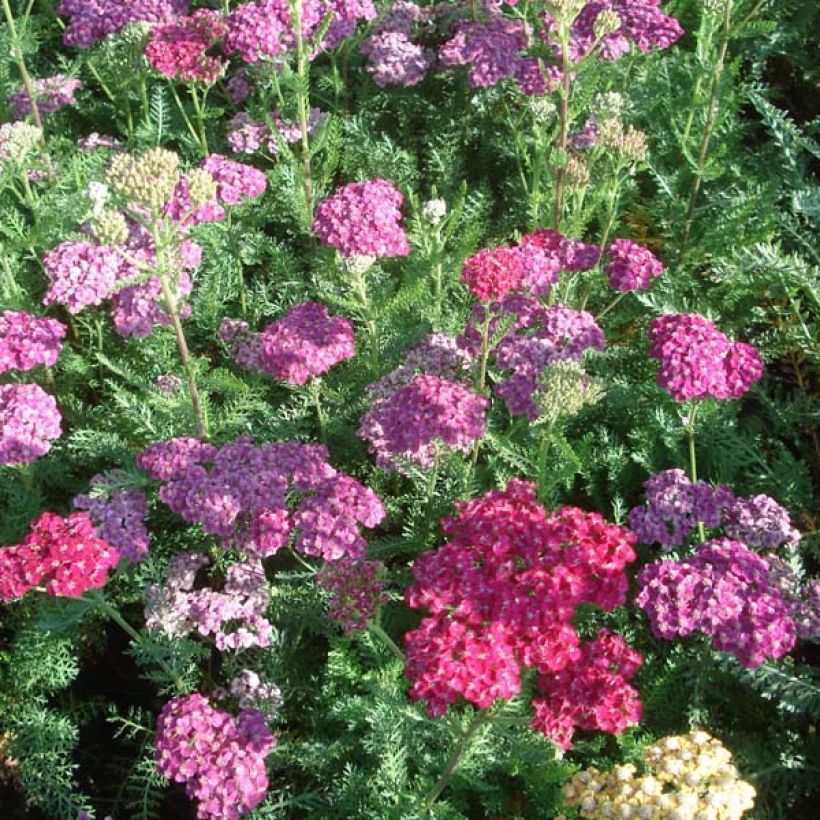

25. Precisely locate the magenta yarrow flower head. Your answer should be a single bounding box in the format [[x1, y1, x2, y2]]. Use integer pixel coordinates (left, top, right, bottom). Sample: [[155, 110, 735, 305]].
[[42, 241, 121, 314], [0, 383, 61, 465], [226, 302, 355, 385], [405, 479, 640, 749], [201, 154, 267, 204], [58, 0, 189, 47], [154, 693, 275, 820], [317, 556, 388, 634], [358, 374, 488, 472], [636, 538, 798, 668], [0, 311, 66, 374], [145, 554, 273, 650], [605, 238, 663, 291], [767, 557, 820, 641], [723, 494, 801, 550], [0, 511, 118, 602], [145, 9, 227, 84], [313, 178, 410, 258], [74, 471, 150, 562], [137, 436, 384, 561], [648, 313, 764, 402], [8, 75, 82, 120]]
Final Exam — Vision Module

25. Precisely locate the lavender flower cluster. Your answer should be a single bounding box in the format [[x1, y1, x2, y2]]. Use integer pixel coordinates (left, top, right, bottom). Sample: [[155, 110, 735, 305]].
[[358, 374, 488, 471], [145, 553, 273, 650], [137, 436, 385, 561], [0, 310, 66, 374], [226, 109, 323, 155], [154, 693, 275, 820], [7, 74, 82, 120], [73, 471, 150, 562], [221, 302, 355, 385], [636, 538, 798, 668]]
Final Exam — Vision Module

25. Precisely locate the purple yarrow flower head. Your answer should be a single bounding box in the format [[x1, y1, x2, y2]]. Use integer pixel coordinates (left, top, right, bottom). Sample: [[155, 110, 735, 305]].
[[145, 9, 227, 84], [636, 537, 797, 668], [77, 132, 121, 151], [226, 69, 253, 104], [154, 693, 275, 820], [8, 75, 82, 120], [358, 374, 488, 472], [74, 470, 150, 562], [225, 110, 323, 155], [0, 311, 66, 374], [0, 383, 62, 465], [628, 468, 733, 549], [571, 117, 598, 148], [313, 178, 410, 258], [605, 238, 663, 291], [515, 58, 563, 96], [648, 313, 764, 402], [723, 494, 801, 550], [58, 0, 190, 48], [42, 241, 122, 314], [519, 228, 601, 273], [251, 302, 356, 385], [317, 556, 388, 633]]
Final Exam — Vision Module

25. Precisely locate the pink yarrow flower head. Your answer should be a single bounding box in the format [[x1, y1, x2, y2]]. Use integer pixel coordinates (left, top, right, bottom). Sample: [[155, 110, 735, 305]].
[[313, 178, 410, 258], [317, 557, 388, 634], [358, 374, 488, 472], [405, 479, 640, 748], [137, 436, 384, 561], [0, 383, 62, 465], [0, 310, 66, 374], [636, 537, 798, 668], [58, 0, 190, 48], [461, 246, 526, 302], [74, 470, 150, 562], [8, 74, 82, 120], [201, 154, 267, 204], [648, 313, 764, 402], [605, 238, 663, 291], [154, 693, 275, 820], [233, 302, 356, 385], [723, 494, 801, 551], [42, 241, 121, 314], [0, 511, 119, 602], [145, 9, 228, 84]]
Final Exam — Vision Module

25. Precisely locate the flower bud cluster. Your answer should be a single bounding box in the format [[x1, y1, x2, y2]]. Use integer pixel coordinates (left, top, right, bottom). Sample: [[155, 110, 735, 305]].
[[536, 359, 605, 425], [0, 511, 118, 601], [224, 670, 283, 716], [137, 435, 385, 561], [560, 731, 755, 819], [154, 693, 275, 820], [405, 480, 640, 748], [107, 147, 181, 213]]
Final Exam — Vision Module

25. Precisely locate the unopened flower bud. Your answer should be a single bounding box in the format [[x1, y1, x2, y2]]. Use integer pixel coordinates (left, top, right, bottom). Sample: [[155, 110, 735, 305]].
[[90, 208, 129, 245], [186, 168, 217, 209], [594, 10, 622, 39], [341, 254, 377, 276], [422, 198, 447, 225], [107, 147, 180, 213]]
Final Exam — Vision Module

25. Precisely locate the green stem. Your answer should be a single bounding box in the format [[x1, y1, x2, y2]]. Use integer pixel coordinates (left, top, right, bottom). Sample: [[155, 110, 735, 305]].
[[595, 291, 627, 321], [169, 84, 203, 152], [368, 622, 405, 662], [290, 0, 315, 224], [351, 268, 379, 371], [679, 0, 734, 263], [289, 547, 317, 574], [421, 711, 491, 813], [552, 26, 572, 229], [139, 74, 151, 128], [686, 402, 706, 542], [470, 306, 494, 468], [309, 378, 326, 443], [189, 85, 210, 156], [2, 0, 46, 140], [536, 423, 553, 502], [425, 445, 441, 530]]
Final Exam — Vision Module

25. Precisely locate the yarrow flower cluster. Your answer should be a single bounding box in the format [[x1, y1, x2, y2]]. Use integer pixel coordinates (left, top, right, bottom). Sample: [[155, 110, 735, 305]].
[[0, 511, 118, 601], [226, 109, 323, 155], [137, 436, 385, 561], [223, 302, 355, 385], [636, 538, 798, 667], [201, 154, 267, 204], [559, 731, 755, 820], [604, 238, 664, 291], [648, 313, 764, 402], [0, 122, 42, 165], [145, 9, 227, 84], [73, 471, 150, 562], [766, 557, 820, 641], [154, 693, 275, 820], [359, 1, 435, 87], [0, 384, 62, 465], [317, 557, 388, 634], [57, 0, 189, 48], [313, 178, 410, 258], [405, 480, 640, 748], [222, 670, 283, 716], [145, 553, 273, 650], [358, 374, 488, 471], [8, 75, 82, 120], [41, 241, 122, 314], [629, 469, 801, 551], [0, 310, 66, 374]]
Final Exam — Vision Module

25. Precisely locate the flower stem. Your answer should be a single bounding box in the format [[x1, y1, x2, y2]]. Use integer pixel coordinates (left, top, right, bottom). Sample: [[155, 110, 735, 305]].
[[368, 621, 405, 662], [169, 84, 204, 153], [595, 291, 627, 321], [421, 711, 491, 813], [678, 0, 734, 263], [309, 377, 326, 443], [686, 402, 706, 541], [536, 423, 554, 502], [290, 0, 315, 225], [189, 85, 210, 156], [552, 27, 572, 229], [351, 268, 379, 371]]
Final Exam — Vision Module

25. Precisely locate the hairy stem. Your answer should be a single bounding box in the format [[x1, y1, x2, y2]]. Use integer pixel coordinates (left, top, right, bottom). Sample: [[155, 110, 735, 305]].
[[679, 0, 734, 263]]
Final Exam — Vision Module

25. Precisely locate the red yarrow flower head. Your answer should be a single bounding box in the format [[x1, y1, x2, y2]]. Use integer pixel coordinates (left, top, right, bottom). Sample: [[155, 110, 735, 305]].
[[648, 313, 764, 402], [461, 246, 526, 302], [313, 178, 410, 259], [0, 511, 119, 602]]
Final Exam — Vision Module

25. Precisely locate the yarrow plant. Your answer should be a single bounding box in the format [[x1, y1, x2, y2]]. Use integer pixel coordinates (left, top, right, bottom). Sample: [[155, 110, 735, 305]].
[[0, 383, 62, 465], [0, 310, 66, 373], [405, 480, 641, 749]]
